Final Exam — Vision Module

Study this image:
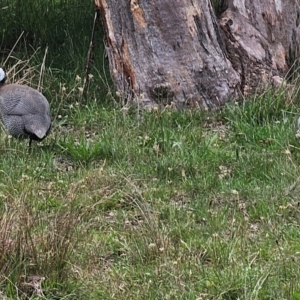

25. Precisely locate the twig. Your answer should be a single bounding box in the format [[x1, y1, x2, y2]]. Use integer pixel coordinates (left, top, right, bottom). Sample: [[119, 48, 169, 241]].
[[3, 31, 24, 66], [38, 47, 48, 92], [81, 9, 99, 101]]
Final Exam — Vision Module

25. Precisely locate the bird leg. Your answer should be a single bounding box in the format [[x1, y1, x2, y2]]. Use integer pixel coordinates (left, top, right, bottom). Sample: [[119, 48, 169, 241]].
[[28, 138, 32, 151]]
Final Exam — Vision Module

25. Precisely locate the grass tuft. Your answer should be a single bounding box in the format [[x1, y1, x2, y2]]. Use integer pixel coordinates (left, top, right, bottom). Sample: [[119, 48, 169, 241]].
[[1, 3, 300, 296], [1, 74, 300, 298]]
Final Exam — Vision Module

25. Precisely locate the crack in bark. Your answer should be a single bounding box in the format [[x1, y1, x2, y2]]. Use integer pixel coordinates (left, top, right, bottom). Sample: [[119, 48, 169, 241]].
[[210, 4, 227, 59], [220, 21, 245, 93], [193, 15, 210, 54]]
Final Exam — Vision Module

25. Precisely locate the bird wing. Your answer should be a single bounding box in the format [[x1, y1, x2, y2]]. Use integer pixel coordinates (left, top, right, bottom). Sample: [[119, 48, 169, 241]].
[[24, 123, 47, 139], [22, 113, 51, 140]]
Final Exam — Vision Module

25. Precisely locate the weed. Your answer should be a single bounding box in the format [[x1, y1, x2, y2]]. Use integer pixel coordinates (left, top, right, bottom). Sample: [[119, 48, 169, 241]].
[[1, 2, 300, 297]]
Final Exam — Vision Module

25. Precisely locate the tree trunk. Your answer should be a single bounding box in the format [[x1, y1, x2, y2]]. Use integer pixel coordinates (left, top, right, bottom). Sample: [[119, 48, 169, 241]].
[[95, 0, 300, 109], [219, 0, 300, 95]]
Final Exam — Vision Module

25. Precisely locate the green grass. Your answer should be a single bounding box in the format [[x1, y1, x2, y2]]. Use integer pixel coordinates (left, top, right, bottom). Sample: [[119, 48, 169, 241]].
[[0, 0, 111, 106], [1, 77, 300, 299], [1, 1, 300, 298], [0, 0, 99, 69]]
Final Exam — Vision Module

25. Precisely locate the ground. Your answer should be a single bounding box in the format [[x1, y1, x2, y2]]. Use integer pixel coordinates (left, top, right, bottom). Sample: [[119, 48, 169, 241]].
[[1, 83, 300, 299]]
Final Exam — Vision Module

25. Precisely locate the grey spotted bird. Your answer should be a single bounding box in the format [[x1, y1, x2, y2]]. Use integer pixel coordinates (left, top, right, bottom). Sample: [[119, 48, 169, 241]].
[[0, 68, 51, 147]]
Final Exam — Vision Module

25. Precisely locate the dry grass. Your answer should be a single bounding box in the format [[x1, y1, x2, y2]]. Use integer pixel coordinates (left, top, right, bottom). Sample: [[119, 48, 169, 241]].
[[1, 53, 300, 299]]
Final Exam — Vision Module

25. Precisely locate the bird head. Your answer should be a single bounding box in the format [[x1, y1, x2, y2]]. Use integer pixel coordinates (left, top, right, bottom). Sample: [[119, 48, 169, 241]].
[[0, 67, 7, 85]]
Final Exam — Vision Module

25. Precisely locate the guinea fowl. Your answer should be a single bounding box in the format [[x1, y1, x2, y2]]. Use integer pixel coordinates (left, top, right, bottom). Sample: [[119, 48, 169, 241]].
[[0, 68, 51, 147]]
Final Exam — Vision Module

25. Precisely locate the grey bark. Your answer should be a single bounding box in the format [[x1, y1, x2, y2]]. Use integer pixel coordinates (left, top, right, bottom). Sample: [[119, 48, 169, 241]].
[[219, 0, 300, 95], [95, 0, 300, 109]]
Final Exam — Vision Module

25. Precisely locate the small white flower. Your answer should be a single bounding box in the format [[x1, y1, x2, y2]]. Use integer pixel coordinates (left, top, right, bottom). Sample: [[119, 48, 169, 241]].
[[231, 189, 239, 195], [148, 243, 157, 251], [296, 117, 300, 138]]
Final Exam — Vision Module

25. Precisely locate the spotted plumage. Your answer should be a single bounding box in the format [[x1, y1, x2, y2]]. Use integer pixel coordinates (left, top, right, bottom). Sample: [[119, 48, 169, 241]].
[[0, 68, 51, 147]]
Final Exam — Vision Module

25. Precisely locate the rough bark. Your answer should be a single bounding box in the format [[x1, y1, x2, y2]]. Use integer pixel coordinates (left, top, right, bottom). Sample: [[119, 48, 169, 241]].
[[219, 0, 300, 95], [95, 0, 300, 109]]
